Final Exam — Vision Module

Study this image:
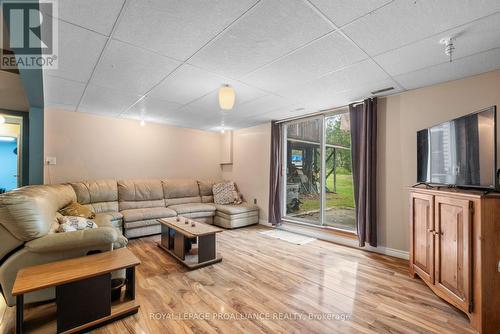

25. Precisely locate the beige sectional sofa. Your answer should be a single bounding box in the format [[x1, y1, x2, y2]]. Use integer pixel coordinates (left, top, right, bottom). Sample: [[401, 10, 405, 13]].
[[68, 178, 257, 238], [0, 178, 258, 306], [0, 184, 127, 307]]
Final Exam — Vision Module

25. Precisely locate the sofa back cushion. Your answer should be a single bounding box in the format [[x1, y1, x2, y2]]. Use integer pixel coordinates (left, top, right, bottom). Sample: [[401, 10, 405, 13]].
[[70, 180, 118, 213], [162, 179, 201, 206], [118, 179, 165, 210], [0, 184, 76, 242], [197, 180, 221, 203]]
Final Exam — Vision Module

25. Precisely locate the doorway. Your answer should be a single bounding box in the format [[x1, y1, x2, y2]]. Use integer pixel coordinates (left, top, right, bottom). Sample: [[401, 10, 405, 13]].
[[0, 114, 23, 192], [283, 111, 356, 233]]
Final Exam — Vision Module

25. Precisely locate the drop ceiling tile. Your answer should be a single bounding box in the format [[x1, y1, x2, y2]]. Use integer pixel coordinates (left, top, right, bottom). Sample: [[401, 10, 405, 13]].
[[43, 75, 86, 110], [235, 94, 294, 118], [126, 97, 183, 118], [91, 39, 181, 96], [78, 84, 141, 116], [44, 20, 107, 83], [309, 0, 392, 27], [374, 12, 500, 76], [277, 59, 389, 106], [394, 47, 500, 90], [47, 0, 125, 35], [343, 0, 500, 56], [238, 104, 317, 124], [242, 31, 368, 92], [147, 65, 227, 104], [189, 0, 333, 78], [113, 0, 258, 61]]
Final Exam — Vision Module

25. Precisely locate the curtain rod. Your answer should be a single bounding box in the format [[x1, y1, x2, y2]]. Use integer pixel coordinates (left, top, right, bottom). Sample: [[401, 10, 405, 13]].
[[275, 99, 365, 124]]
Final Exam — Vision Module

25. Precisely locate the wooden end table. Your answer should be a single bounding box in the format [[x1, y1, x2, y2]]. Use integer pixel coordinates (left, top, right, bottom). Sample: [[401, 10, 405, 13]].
[[157, 217, 223, 269], [12, 248, 140, 334]]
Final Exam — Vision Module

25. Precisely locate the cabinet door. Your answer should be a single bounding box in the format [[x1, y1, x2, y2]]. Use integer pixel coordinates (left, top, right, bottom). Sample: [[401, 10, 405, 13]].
[[434, 196, 472, 313], [410, 192, 435, 284]]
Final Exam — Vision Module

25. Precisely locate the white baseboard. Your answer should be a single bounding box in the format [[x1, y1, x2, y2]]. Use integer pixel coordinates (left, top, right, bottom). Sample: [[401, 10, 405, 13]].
[[258, 219, 273, 227], [278, 224, 409, 260]]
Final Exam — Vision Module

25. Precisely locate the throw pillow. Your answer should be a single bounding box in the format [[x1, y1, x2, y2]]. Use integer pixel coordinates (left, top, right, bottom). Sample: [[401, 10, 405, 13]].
[[57, 216, 98, 233], [59, 202, 95, 219], [213, 181, 236, 205]]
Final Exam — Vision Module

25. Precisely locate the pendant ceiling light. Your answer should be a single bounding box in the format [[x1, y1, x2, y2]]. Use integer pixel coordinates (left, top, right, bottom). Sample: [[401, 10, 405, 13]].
[[218, 85, 235, 110]]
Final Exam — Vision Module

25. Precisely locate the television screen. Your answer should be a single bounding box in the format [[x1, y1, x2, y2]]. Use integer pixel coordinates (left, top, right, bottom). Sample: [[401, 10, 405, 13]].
[[417, 106, 497, 189]]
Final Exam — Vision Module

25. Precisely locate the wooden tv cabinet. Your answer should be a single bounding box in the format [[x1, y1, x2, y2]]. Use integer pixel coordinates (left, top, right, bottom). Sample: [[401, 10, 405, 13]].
[[409, 187, 500, 334]]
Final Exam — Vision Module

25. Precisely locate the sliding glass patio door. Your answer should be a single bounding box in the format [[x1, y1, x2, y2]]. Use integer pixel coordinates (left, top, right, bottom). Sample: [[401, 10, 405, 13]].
[[283, 112, 356, 232], [284, 117, 322, 224]]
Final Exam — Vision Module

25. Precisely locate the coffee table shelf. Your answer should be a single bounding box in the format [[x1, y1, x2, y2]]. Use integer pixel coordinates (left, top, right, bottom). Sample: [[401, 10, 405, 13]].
[[12, 248, 140, 334]]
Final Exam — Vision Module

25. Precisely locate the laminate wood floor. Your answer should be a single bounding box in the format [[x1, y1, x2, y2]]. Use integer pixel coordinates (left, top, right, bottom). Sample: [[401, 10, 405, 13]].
[[0, 225, 475, 334]]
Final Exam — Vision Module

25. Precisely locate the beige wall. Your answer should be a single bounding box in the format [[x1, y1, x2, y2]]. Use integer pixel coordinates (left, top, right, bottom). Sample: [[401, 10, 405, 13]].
[[222, 123, 271, 221], [378, 69, 500, 251], [44, 109, 223, 184]]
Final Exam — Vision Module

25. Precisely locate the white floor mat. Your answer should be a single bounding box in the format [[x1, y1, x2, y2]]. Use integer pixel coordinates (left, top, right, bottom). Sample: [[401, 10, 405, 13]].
[[259, 229, 316, 245]]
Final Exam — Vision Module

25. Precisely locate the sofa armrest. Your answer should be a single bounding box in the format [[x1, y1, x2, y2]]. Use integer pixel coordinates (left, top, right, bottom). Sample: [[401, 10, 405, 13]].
[[25, 227, 117, 253]]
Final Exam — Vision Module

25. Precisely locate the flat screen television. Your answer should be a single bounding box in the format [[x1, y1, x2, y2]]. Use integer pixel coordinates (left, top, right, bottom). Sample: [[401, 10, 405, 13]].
[[417, 106, 497, 189]]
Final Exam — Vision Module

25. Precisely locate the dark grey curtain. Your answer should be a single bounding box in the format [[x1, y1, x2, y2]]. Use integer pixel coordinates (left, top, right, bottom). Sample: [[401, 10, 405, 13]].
[[269, 121, 282, 226], [349, 98, 377, 247]]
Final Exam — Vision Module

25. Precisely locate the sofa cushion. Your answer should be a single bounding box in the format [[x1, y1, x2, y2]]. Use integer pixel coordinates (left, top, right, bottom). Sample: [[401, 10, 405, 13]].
[[198, 180, 221, 203], [124, 219, 161, 229], [102, 211, 123, 222], [124, 223, 160, 238], [118, 179, 165, 210], [121, 207, 176, 223], [214, 202, 259, 215], [214, 215, 258, 229], [162, 179, 201, 206], [70, 180, 119, 213], [169, 203, 216, 215], [182, 211, 216, 219], [216, 210, 258, 220]]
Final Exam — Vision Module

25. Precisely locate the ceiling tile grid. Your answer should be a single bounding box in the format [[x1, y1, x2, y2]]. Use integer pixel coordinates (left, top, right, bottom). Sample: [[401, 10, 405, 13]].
[[187, 0, 334, 78], [308, 0, 393, 27], [44, 0, 125, 36], [393, 47, 500, 90], [241, 31, 369, 92], [91, 39, 182, 96], [43, 75, 86, 110], [43, 20, 108, 83], [113, 0, 260, 61], [341, 0, 500, 57], [374, 12, 500, 77], [42, 0, 500, 131], [78, 84, 142, 117]]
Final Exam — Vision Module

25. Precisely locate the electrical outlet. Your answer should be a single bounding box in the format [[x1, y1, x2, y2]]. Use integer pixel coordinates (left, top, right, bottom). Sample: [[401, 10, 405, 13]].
[[46, 157, 56, 165], [253, 198, 257, 205]]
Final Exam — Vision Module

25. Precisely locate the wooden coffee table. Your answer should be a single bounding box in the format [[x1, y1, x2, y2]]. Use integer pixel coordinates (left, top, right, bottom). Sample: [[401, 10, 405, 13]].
[[157, 217, 223, 269]]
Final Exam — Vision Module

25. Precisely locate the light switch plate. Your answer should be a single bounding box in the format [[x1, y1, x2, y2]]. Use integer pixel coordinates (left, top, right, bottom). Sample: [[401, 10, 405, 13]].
[[46, 157, 57, 165]]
